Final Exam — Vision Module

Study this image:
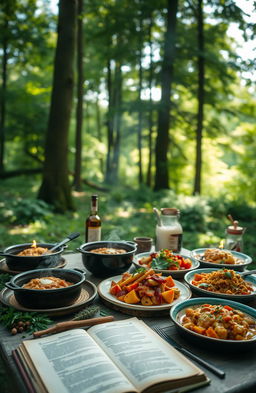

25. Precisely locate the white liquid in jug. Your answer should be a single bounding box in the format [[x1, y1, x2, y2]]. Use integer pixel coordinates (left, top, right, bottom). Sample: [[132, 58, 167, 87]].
[[156, 225, 183, 252]]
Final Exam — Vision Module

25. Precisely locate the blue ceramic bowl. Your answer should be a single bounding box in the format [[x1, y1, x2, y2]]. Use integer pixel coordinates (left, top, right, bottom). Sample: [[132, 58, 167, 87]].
[[191, 248, 252, 272], [170, 297, 256, 350], [184, 268, 256, 303]]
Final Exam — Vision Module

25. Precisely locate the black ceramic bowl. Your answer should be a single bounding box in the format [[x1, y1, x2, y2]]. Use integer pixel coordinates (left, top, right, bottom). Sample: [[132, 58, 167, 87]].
[[5, 268, 86, 309], [0, 243, 65, 272], [77, 241, 137, 277]]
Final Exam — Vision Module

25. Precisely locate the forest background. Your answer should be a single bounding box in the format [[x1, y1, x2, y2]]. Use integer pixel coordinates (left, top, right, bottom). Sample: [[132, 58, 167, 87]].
[[0, 0, 255, 264]]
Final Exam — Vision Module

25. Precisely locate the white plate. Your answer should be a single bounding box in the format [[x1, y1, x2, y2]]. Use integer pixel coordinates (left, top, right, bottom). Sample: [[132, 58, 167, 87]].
[[132, 252, 200, 279], [97, 275, 192, 311]]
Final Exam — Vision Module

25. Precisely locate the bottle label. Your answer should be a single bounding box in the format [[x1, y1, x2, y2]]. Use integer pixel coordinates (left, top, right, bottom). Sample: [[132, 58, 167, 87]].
[[168, 234, 182, 252], [87, 228, 101, 242], [156, 232, 183, 253]]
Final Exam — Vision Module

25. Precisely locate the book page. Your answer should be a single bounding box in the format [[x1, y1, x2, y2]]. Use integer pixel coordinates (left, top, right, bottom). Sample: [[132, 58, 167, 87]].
[[89, 318, 204, 392], [23, 329, 136, 393]]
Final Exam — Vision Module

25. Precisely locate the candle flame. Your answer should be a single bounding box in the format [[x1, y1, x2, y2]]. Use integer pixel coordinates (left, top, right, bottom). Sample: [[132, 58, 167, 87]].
[[31, 240, 37, 248], [219, 240, 224, 249]]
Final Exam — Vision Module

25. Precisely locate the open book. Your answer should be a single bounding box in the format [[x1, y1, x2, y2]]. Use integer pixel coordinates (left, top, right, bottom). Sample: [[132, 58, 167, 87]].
[[13, 317, 210, 393]]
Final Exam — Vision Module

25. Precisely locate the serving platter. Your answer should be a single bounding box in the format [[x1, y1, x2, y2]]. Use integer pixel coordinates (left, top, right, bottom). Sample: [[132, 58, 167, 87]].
[[191, 248, 252, 271], [97, 275, 191, 315], [0, 257, 67, 274], [0, 280, 97, 317], [132, 251, 200, 279], [184, 268, 256, 303], [170, 297, 256, 350]]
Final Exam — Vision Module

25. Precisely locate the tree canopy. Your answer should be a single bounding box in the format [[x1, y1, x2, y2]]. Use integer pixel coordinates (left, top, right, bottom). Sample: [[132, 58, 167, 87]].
[[0, 0, 255, 210]]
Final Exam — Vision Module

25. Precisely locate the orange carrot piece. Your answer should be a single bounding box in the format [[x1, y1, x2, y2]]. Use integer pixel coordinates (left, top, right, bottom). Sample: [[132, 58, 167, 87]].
[[194, 274, 203, 281], [165, 275, 175, 288], [206, 327, 219, 338], [161, 289, 175, 304], [192, 325, 206, 335]]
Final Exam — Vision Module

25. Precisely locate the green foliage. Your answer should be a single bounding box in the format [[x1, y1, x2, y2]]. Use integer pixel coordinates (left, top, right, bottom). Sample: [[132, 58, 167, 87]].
[[72, 305, 100, 321], [0, 274, 12, 290], [1, 198, 53, 225], [0, 306, 52, 333]]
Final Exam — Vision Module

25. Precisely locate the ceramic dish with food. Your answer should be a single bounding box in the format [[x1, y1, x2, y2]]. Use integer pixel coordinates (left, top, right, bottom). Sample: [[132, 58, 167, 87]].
[[133, 249, 200, 278], [170, 297, 256, 350], [191, 248, 252, 271], [98, 272, 191, 312], [0, 242, 65, 272], [77, 241, 137, 277], [184, 268, 256, 302], [5, 268, 86, 309], [0, 280, 97, 317]]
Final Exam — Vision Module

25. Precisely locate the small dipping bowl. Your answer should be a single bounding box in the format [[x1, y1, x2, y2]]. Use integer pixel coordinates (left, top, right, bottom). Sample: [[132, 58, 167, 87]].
[[133, 237, 153, 254]]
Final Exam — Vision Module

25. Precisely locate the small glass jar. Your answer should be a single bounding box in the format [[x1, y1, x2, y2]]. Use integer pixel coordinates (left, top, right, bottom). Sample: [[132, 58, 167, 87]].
[[224, 224, 244, 252], [155, 208, 183, 252]]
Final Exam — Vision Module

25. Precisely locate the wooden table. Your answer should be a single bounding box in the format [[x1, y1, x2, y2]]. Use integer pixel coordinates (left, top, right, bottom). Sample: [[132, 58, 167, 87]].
[[0, 253, 256, 393]]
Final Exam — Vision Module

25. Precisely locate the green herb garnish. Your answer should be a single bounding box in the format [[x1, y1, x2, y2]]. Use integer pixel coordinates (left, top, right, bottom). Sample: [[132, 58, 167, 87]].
[[133, 267, 146, 275], [151, 257, 170, 270], [224, 271, 232, 279], [198, 283, 209, 288], [0, 306, 52, 334], [73, 305, 100, 321]]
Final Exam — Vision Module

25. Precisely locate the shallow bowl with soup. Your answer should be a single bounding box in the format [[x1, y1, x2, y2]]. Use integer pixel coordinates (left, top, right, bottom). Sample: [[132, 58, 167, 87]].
[[0, 242, 65, 272], [170, 297, 256, 350], [77, 241, 137, 277], [5, 268, 86, 309]]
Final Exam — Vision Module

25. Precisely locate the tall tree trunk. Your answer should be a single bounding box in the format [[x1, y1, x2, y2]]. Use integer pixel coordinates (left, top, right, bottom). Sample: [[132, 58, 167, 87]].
[[154, 0, 178, 191], [74, 0, 84, 191], [193, 0, 204, 195], [0, 17, 8, 173], [137, 15, 143, 185], [105, 58, 114, 183], [146, 15, 154, 188], [95, 92, 104, 174], [111, 61, 122, 183], [38, 0, 77, 212]]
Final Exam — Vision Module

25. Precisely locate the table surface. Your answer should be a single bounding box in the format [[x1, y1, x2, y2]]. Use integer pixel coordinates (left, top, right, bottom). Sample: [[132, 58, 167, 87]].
[[0, 252, 256, 393]]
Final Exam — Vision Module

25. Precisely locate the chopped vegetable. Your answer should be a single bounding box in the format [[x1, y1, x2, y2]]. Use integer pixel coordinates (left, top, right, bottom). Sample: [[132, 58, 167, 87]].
[[139, 249, 192, 271], [109, 270, 180, 306]]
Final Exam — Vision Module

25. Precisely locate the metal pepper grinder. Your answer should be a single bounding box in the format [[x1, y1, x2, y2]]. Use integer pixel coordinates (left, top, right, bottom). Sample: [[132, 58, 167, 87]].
[[224, 214, 246, 252]]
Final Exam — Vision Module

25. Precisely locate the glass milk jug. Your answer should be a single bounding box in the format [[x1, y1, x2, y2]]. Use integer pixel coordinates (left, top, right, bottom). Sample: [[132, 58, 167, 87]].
[[155, 208, 183, 252], [224, 221, 245, 252]]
